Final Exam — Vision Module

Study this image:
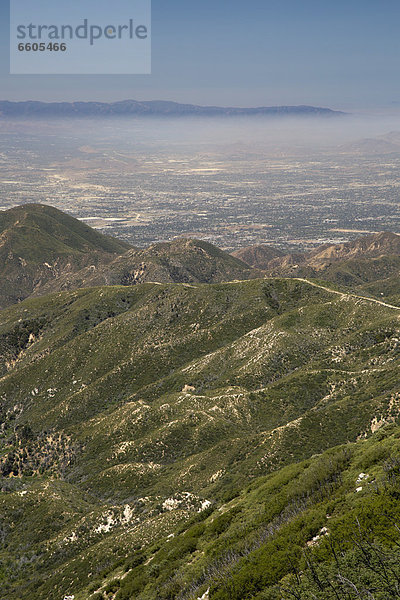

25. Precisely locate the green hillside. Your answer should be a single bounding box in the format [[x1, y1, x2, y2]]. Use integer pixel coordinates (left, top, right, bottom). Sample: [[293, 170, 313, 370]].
[[0, 204, 131, 308], [0, 204, 131, 255], [1, 276, 400, 599], [272, 255, 400, 302], [110, 424, 400, 600]]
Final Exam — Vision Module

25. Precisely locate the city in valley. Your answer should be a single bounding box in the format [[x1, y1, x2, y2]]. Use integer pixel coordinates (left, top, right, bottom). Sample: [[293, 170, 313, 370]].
[[1, 114, 400, 252]]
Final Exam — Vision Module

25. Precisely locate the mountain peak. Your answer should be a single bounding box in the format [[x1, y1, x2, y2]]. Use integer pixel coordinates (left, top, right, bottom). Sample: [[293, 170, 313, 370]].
[[0, 203, 131, 307]]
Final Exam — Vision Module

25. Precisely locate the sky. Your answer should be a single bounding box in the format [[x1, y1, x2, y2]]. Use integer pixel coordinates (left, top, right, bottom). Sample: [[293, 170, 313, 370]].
[[1, 0, 400, 109]]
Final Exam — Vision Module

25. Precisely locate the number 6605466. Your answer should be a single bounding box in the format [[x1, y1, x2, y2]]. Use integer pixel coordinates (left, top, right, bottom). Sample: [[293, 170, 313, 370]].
[[18, 43, 67, 51]]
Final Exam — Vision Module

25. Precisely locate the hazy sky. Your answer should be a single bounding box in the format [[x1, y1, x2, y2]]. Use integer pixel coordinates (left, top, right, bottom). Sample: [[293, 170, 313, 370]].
[[1, 0, 400, 109]]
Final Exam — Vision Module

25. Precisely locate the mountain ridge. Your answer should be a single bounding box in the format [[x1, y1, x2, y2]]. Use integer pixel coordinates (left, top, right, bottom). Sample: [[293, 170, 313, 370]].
[[0, 100, 346, 118], [3, 204, 400, 309], [0, 204, 257, 308], [237, 231, 400, 296]]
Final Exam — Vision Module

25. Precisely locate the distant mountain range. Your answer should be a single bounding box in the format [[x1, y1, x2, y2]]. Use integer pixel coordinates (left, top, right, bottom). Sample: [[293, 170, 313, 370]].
[[0, 100, 346, 118]]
